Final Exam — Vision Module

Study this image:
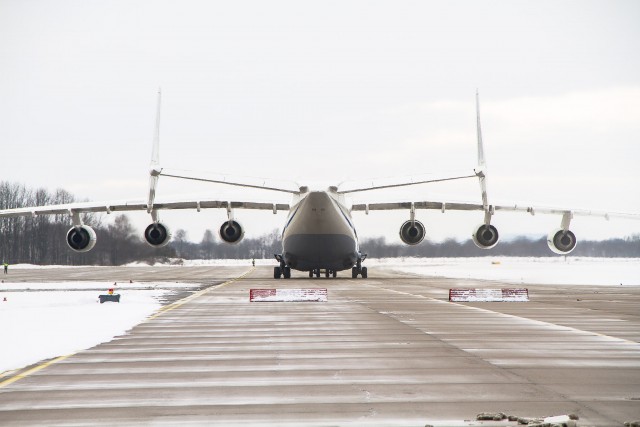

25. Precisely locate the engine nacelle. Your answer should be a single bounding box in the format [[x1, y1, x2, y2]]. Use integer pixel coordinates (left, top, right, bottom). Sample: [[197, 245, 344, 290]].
[[144, 222, 172, 247], [547, 228, 577, 254], [472, 223, 500, 249], [219, 220, 244, 244], [399, 220, 426, 245], [66, 225, 97, 253]]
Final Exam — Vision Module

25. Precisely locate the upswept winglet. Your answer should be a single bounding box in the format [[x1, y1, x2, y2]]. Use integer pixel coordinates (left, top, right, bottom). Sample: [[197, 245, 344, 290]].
[[148, 88, 162, 214], [474, 90, 492, 224]]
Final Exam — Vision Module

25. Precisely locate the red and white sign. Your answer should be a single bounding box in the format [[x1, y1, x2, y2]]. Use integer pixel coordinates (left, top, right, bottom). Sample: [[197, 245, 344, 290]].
[[449, 288, 529, 302], [250, 288, 328, 302]]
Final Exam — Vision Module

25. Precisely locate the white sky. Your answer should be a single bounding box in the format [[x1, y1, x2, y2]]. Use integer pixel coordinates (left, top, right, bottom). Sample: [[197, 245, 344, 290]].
[[1, 0, 639, 244]]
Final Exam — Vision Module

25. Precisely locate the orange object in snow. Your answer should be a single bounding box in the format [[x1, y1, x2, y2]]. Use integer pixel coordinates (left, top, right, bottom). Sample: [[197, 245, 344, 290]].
[[108, 288, 114, 295]]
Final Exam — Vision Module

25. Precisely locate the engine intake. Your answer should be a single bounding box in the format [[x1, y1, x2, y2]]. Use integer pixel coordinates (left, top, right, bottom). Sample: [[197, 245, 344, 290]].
[[144, 222, 171, 247], [472, 223, 499, 249], [399, 220, 425, 245], [66, 225, 97, 253], [547, 228, 577, 254], [220, 220, 244, 244]]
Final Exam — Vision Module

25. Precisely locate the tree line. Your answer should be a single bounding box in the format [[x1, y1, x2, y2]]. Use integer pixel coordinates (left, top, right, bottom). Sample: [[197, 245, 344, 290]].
[[0, 182, 175, 265], [359, 235, 640, 258], [1, 181, 638, 265]]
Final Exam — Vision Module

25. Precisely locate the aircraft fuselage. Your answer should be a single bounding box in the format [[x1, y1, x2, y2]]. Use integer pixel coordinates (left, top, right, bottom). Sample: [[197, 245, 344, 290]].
[[281, 190, 360, 272]]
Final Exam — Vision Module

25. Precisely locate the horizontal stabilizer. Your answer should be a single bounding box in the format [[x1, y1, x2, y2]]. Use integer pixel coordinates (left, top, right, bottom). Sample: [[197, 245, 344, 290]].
[[338, 171, 477, 194], [160, 168, 301, 194]]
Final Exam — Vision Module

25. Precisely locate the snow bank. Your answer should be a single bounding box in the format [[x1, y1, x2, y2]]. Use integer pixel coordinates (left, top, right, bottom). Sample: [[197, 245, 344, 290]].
[[123, 258, 273, 267], [0, 281, 197, 291], [0, 285, 172, 374], [368, 257, 640, 286]]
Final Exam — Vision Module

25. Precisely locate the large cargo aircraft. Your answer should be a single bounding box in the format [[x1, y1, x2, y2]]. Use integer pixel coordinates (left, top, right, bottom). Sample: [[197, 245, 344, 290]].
[[1, 92, 637, 278]]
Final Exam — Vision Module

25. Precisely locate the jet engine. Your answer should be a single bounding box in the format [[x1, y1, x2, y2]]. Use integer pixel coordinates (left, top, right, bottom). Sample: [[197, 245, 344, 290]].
[[471, 223, 499, 249], [66, 225, 97, 253], [219, 220, 244, 244], [547, 228, 577, 254], [399, 220, 426, 245], [144, 222, 172, 247]]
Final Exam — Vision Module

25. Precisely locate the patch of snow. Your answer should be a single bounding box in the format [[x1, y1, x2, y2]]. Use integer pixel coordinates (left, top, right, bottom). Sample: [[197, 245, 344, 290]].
[[10, 264, 97, 269], [123, 258, 273, 267], [1, 281, 197, 291], [0, 284, 174, 374], [368, 257, 640, 286]]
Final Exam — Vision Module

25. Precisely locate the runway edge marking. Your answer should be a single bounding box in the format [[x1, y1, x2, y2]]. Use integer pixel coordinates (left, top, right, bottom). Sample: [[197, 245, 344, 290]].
[[0, 267, 255, 390], [145, 266, 255, 321], [0, 355, 71, 390]]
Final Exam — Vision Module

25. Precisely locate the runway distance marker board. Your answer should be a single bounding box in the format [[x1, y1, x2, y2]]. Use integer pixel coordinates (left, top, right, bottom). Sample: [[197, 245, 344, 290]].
[[449, 288, 529, 302], [250, 288, 328, 302]]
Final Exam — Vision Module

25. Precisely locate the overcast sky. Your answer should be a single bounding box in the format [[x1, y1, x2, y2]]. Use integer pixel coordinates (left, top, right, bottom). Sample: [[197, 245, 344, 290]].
[[1, 0, 639, 245]]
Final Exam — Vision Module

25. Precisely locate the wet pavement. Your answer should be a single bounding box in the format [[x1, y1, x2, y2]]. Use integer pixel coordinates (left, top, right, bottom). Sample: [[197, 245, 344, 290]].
[[0, 265, 639, 426]]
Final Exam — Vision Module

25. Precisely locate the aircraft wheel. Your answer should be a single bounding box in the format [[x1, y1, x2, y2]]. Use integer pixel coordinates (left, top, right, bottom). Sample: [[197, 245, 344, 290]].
[[309, 270, 313, 278], [315, 269, 320, 278], [325, 270, 330, 278], [283, 267, 291, 279], [352, 267, 358, 278], [332, 270, 337, 278], [361, 267, 368, 279], [274, 266, 282, 279]]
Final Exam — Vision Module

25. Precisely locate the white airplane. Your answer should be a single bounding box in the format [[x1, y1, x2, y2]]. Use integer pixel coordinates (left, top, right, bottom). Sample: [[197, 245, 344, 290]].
[[1, 91, 637, 279]]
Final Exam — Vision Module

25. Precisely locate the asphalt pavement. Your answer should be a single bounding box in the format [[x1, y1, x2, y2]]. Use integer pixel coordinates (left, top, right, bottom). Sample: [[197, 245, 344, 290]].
[[0, 265, 639, 426]]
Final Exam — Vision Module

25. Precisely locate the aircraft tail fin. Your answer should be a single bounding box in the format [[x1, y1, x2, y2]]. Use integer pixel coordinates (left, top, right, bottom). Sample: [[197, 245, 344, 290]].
[[147, 88, 162, 213]]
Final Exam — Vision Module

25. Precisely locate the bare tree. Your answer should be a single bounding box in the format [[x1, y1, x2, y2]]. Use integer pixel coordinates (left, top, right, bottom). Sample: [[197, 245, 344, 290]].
[[173, 229, 189, 258], [201, 229, 216, 259]]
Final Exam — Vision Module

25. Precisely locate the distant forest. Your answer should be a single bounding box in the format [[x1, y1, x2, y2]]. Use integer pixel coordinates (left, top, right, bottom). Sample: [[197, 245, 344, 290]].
[[1, 181, 639, 265]]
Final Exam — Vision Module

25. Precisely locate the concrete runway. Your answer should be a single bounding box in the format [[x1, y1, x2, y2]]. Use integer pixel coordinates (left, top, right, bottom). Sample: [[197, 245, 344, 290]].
[[1, 266, 639, 426]]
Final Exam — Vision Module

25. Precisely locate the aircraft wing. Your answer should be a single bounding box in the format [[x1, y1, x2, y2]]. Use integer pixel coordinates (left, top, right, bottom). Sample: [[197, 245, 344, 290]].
[[0, 199, 291, 219], [350, 200, 639, 220], [351, 198, 639, 254], [351, 201, 482, 213]]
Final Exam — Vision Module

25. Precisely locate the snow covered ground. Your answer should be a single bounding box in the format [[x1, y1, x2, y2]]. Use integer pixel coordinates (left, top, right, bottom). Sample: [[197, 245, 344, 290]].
[[121, 256, 640, 286], [2, 258, 638, 375], [369, 257, 640, 286], [0, 283, 174, 374]]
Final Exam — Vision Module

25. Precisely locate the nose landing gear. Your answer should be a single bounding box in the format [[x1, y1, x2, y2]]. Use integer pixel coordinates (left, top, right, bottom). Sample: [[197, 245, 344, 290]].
[[307, 268, 338, 278], [351, 255, 368, 279], [273, 254, 291, 279]]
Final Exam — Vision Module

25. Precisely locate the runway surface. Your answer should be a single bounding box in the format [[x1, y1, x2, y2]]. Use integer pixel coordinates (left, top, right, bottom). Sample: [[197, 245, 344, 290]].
[[1, 266, 639, 426]]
